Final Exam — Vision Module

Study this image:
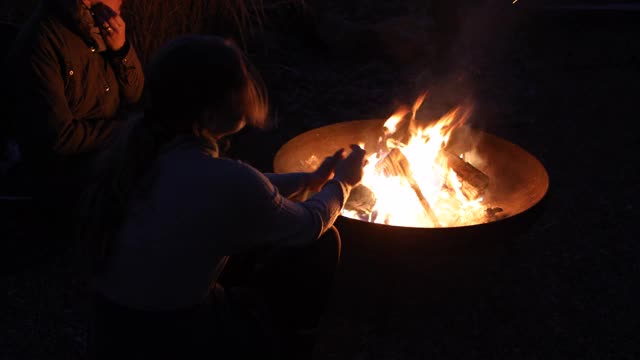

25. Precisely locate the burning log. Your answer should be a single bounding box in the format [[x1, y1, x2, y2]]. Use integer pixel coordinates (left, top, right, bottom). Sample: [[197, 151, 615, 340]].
[[376, 148, 441, 227], [377, 109, 488, 201], [485, 207, 505, 222], [440, 150, 490, 200], [345, 184, 377, 216]]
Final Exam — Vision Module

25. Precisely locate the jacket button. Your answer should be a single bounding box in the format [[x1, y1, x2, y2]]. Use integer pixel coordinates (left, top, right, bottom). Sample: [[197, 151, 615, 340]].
[[68, 70, 74, 76], [104, 85, 111, 92]]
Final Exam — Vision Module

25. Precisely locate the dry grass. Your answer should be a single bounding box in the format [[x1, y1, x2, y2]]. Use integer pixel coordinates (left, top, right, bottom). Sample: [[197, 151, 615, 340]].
[[1, 0, 274, 66], [122, 0, 269, 65]]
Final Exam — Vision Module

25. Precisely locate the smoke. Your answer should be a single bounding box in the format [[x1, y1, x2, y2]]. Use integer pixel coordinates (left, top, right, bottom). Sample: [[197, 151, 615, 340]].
[[415, 0, 520, 126]]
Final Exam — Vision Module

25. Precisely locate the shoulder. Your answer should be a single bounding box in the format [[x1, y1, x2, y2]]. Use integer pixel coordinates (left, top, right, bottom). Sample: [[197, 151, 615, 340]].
[[24, 13, 65, 45], [204, 157, 273, 190], [158, 147, 272, 190], [13, 14, 68, 62], [148, 147, 284, 227], [157, 149, 279, 214], [198, 156, 279, 207]]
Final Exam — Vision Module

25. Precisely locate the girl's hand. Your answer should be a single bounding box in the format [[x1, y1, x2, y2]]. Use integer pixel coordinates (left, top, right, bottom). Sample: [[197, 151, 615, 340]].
[[308, 148, 345, 192], [333, 144, 367, 187]]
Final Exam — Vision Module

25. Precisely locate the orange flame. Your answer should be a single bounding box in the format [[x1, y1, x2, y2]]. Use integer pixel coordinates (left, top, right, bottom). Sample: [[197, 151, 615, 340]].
[[343, 95, 489, 228]]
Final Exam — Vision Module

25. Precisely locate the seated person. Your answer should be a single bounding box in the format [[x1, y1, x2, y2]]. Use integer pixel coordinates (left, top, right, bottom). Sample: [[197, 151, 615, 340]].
[[81, 35, 366, 360], [4, 0, 144, 240]]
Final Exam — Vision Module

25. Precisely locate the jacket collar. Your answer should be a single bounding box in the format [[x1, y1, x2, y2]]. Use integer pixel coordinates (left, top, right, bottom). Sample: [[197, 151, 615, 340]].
[[44, 0, 108, 52], [77, 2, 108, 52]]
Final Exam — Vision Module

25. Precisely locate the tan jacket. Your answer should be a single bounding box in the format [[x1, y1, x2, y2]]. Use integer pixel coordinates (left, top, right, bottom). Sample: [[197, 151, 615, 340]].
[[7, 4, 144, 157]]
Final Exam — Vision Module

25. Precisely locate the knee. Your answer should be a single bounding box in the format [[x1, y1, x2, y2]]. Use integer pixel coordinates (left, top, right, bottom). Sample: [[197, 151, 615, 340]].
[[318, 225, 342, 268]]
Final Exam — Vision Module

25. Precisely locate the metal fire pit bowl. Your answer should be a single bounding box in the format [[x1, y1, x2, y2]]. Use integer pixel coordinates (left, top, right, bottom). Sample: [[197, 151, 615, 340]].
[[273, 119, 549, 356], [274, 119, 549, 229]]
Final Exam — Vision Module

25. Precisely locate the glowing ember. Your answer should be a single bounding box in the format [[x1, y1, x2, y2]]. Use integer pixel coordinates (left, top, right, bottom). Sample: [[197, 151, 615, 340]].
[[341, 95, 496, 228]]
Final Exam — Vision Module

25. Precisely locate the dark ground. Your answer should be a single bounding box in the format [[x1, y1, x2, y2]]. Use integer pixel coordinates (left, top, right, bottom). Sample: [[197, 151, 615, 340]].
[[4, 2, 640, 359]]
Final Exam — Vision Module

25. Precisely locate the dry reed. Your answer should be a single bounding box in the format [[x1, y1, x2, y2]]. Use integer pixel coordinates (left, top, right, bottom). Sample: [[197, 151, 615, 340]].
[[122, 0, 267, 66], [1, 0, 270, 66]]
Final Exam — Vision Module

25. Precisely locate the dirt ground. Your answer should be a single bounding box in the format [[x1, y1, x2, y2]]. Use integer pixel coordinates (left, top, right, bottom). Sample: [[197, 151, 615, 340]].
[[4, 2, 640, 359]]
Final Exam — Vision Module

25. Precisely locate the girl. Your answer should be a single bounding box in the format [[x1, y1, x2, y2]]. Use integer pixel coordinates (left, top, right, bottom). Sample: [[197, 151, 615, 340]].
[[82, 34, 366, 359]]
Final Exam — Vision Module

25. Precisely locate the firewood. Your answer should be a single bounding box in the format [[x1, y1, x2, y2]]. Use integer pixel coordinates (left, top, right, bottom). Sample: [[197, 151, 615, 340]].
[[440, 150, 489, 200], [345, 184, 377, 215], [376, 148, 441, 227], [378, 118, 488, 200], [485, 207, 505, 222]]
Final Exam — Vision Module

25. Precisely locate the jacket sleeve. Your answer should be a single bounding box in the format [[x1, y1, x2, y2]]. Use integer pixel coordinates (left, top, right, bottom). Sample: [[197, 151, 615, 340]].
[[26, 33, 121, 155], [236, 164, 351, 248], [264, 172, 312, 199], [260, 178, 350, 247], [106, 41, 144, 104]]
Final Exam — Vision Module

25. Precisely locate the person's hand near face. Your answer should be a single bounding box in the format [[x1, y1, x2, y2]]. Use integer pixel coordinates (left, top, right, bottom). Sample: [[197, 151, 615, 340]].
[[100, 14, 127, 51], [91, 0, 127, 51]]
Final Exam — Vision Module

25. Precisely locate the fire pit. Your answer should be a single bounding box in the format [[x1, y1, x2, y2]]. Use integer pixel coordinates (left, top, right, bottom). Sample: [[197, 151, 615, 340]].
[[273, 105, 549, 356], [274, 117, 548, 229]]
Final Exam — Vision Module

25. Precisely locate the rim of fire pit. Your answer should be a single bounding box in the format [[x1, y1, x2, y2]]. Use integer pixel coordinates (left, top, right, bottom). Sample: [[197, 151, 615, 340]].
[[274, 119, 549, 230]]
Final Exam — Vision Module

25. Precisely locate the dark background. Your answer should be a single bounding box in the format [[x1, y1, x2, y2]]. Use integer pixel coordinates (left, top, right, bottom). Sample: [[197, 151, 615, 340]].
[[3, 1, 639, 359]]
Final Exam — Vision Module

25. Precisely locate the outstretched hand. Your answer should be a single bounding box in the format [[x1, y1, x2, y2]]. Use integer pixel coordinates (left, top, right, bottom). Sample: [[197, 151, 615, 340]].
[[308, 148, 345, 192], [334, 144, 367, 187]]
